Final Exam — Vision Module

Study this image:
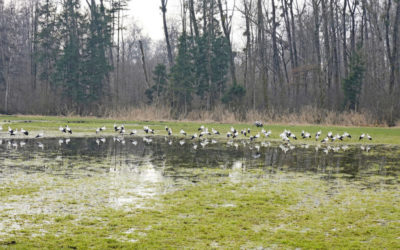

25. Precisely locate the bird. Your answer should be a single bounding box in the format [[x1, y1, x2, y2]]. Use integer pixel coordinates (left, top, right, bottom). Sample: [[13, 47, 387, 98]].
[[227, 132, 232, 138], [301, 130, 311, 139], [130, 129, 137, 135], [180, 129, 187, 136], [168, 128, 172, 136], [96, 126, 106, 134], [59, 126, 67, 133], [327, 131, 333, 139], [8, 127, 16, 136], [342, 132, 351, 139], [359, 133, 365, 140], [254, 121, 263, 127], [119, 127, 125, 134], [65, 125, 72, 134], [35, 132, 44, 138], [321, 137, 329, 143], [367, 134, 372, 140], [191, 133, 198, 140], [212, 128, 220, 135], [315, 131, 322, 141], [20, 128, 29, 136], [198, 125, 205, 131]]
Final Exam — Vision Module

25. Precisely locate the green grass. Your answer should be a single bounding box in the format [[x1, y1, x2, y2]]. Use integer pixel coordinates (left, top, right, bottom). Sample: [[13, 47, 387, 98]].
[[1, 175, 399, 249], [1, 114, 400, 145]]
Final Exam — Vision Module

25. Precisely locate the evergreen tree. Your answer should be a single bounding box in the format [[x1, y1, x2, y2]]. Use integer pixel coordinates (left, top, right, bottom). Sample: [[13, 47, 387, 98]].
[[170, 34, 195, 114], [342, 49, 365, 111], [145, 63, 168, 104], [34, 0, 58, 87], [81, 0, 113, 105]]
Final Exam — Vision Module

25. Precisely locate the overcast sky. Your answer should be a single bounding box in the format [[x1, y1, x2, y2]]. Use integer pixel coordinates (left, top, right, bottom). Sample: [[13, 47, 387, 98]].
[[127, 0, 245, 48], [127, 0, 182, 41]]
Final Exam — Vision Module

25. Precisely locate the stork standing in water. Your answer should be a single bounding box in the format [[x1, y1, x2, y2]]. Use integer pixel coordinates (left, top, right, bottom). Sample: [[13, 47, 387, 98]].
[[19, 128, 29, 136], [35, 132, 44, 138], [8, 127, 16, 136], [96, 126, 106, 134]]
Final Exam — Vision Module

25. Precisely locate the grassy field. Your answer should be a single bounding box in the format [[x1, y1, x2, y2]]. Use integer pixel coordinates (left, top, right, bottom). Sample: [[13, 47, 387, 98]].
[[1, 171, 399, 249], [1, 115, 399, 249], [1, 114, 400, 145]]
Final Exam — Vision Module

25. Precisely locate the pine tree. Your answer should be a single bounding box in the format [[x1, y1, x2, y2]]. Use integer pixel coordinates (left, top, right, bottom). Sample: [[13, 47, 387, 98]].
[[342, 49, 365, 111]]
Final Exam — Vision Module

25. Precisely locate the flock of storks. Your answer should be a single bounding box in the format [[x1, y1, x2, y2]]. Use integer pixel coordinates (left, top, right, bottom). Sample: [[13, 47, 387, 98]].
[[0, 121, 373, 154]]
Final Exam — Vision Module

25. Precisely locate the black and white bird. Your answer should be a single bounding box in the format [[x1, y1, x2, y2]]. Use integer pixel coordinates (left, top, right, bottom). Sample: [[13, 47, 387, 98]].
[[198, 125, 205, 131], [8, 127, 16, 136], [168, 128, 172, 136], [315, 131, 322, 141], [143, 126, 154, 134], [359, 133, 365, 140], [180, 129, 187, 136], [250, 133, 260, 141], [301, 130, 311, 139], [254, 121, 263, 127], [96, 126, 106, 134], [367, 134, 372, 140], [342, 132, 351, 139], [130, 129, 137, 135], [35, 132, 44, 138], [65, 125, 72, 134], [59, 126, 66, 133], [191, 133, 198, 140], [212, 128, 220, 135], [327, 131, 333, 139], [321, 137, 329, 143], [20, 128, 29, 136]]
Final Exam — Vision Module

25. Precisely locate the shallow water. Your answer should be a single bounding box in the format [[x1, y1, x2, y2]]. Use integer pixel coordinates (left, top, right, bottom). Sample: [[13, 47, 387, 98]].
[[0, 136, 399, 237]]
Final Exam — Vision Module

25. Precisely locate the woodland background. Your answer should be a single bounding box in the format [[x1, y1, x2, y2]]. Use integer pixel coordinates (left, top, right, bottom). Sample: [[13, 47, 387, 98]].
[[0, 0, 399, 125]]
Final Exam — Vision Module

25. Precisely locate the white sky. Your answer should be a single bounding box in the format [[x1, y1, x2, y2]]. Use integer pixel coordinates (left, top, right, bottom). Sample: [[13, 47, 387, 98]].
[[127, 0, 182, 41], [127, 0, 245, 48]]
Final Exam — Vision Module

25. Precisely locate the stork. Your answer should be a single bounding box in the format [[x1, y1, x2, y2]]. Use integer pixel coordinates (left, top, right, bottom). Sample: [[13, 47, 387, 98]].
[[315, 131, 322, 141], [191, 133, 198, 140], [359, 133, 365, 140], [212, 128, 220, 135], [130, 130, 137, 135], [35, 132, 44, 138], [180, 129, 187, 136], [8, 127, 16, 136], [20, 128, 29, 136]]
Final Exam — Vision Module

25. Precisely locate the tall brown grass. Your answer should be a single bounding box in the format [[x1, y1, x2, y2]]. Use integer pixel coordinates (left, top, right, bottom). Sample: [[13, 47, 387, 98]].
[[104, 105, 386, 126]]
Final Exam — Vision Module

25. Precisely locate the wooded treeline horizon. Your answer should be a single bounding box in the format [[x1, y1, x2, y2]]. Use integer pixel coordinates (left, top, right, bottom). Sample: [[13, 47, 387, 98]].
[[0, 0, 399, 125]]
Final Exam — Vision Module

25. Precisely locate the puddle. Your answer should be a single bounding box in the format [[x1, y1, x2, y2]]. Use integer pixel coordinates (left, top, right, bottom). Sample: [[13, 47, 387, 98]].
[[0, 136, 399, 237]]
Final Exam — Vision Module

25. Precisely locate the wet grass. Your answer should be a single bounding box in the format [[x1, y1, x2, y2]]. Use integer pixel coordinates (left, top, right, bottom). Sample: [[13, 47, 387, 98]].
[[1, 173, 399, 249], [1, 114, 400, 145]]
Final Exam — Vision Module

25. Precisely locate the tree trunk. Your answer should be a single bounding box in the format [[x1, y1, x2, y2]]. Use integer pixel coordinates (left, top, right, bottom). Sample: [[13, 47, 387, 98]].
[[217, 0, 238, 85], [161, 0, 174, 67]]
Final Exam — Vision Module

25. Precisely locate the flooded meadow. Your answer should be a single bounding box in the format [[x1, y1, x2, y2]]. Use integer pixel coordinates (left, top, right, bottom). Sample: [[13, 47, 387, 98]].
[[1, 136, 399, 248]]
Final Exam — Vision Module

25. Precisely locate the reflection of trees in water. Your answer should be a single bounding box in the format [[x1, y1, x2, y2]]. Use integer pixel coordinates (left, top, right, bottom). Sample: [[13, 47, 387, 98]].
[[0, 137, 398, 182]]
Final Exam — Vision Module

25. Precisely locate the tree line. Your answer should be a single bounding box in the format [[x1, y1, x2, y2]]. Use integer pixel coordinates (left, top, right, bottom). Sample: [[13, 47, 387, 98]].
[[0, 0, 399, 125]]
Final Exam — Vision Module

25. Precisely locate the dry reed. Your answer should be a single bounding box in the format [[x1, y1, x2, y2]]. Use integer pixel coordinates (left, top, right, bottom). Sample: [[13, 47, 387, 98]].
[[101, 105, 386, 127]]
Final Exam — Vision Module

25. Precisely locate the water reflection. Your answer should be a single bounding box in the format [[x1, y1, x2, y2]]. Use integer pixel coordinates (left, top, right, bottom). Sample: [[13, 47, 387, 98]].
[[1, 137, 399, 183]]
